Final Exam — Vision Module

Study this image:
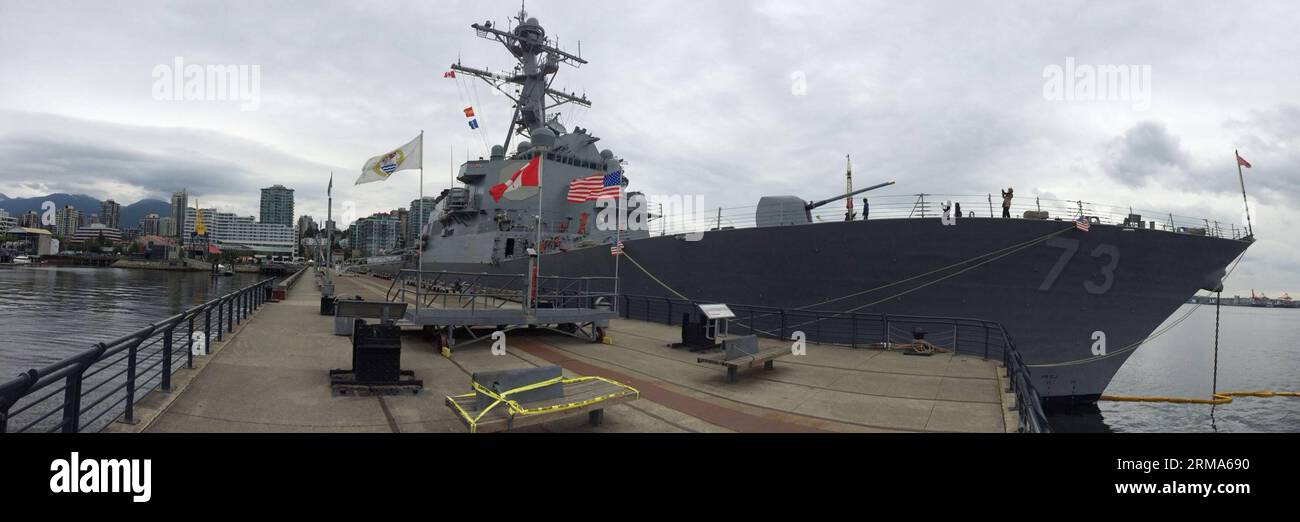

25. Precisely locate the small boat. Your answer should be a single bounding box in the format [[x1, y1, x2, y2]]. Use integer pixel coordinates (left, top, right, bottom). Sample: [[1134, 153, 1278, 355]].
[[13, 255, 32, 265], [217, 264, 235, 276]]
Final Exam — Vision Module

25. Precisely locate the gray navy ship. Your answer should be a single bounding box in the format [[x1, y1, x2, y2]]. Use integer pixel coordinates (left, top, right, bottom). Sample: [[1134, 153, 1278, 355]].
[[413, 8, 1253, 406]]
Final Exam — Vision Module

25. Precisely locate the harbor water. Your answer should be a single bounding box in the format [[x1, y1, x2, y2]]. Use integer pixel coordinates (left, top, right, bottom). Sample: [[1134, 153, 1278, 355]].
[[1, 267, 1295, 432], [0, 266, 264, 380], [1050, 303, 1300, 433]]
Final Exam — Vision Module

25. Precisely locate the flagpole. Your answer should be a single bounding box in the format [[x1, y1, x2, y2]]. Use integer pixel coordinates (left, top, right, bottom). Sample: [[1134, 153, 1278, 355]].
[[614, 189, 621, 316], [535, 150, 544, 313], [1236, 149, 1253, 238], [418, 130, 424, 302], [327, 172, 333, 269]]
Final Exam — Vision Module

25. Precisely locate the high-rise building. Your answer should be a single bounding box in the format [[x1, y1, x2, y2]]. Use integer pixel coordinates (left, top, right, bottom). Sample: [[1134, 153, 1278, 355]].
[[408, 197, 437, 250], [296, 214, 318, 237], [350, 213, 401, 257], [140, 213, 161, 236], [55, 205, 81, 238], [260, 185, 295, 226], [0, 209, 16, 230], [18, 211, 40, 228], [391, 208, 409, 248], [101, 199, 122, 230], [170, 190, 188, 240]]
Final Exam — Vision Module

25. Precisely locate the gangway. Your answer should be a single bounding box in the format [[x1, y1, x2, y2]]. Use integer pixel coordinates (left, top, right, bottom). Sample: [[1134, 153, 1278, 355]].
[[386, 269, 618, 352]]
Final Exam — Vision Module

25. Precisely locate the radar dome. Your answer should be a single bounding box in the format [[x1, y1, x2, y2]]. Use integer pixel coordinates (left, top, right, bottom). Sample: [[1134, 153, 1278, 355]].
[[531, 127, 557, 149], [517, 141, 531, 154], [490, 145, 505, 159]]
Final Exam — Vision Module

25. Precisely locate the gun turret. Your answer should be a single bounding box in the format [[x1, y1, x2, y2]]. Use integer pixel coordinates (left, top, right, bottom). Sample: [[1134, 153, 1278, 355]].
[[756, 180, 896, 228]]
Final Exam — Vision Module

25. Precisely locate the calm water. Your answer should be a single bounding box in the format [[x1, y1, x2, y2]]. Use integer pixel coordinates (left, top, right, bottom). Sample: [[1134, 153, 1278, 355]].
[[0, 266, 264, 379], [1050, 304, 1300, 433]]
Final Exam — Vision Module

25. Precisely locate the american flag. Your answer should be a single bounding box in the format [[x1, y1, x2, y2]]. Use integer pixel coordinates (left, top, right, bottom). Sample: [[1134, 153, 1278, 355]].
[[567, 170, 623, 203], [610, 241, 624, 256], [1075, 216, 1090, 232]]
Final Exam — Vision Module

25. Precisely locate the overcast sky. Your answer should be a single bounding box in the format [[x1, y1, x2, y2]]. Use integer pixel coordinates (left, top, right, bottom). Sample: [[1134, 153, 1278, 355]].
[[1, 0, 1297, 295]]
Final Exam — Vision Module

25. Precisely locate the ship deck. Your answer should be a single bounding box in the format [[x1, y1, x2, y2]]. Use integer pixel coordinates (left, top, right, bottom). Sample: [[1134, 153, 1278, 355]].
[[110, 271, 1015, 433]]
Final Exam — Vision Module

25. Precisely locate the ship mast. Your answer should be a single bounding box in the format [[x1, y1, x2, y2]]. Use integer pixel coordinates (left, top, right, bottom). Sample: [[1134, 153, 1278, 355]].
[[451, 4, 591, 151], [844, 155, 855, 222]]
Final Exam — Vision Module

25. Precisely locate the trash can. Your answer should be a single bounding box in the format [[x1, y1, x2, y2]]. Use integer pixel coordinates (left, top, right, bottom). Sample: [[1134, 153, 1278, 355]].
[[320, 295, 336, 316], [352, 319, 402, 382]]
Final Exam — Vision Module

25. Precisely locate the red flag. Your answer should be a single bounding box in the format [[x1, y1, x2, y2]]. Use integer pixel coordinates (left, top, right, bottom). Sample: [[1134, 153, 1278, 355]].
[[463, 107, 475, 118], [489, 156, 541, 202], [443, 71, 456, 79], [1237, 152, 1251, 169]]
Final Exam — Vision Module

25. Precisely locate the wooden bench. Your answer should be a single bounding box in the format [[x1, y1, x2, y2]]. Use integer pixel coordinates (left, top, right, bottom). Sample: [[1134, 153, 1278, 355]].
[[445, 376, 639, 433], [698, 345, 791, 383]]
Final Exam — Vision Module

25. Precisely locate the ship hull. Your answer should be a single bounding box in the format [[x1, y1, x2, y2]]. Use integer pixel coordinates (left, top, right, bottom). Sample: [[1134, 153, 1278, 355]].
[[423, 217, 1249, 405]]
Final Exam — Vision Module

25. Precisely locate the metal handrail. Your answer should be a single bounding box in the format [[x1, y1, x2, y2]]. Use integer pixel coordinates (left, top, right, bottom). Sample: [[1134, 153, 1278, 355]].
[[0, 277, 278, 433], [386, 269, 618, 313], [618, 293, 1052, 433]]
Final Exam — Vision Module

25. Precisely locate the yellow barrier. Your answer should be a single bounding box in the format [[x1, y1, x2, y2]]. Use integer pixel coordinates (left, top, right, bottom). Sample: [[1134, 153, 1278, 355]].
[[1101, 391, 1300, 406], [446, 375, 640, 433]]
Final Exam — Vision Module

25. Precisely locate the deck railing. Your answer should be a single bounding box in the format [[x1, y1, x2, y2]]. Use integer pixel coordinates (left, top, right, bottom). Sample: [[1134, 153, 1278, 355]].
[[619, 294, 1052, 433], [646, 194, 1249, 241], [0, 278, 277, 433]]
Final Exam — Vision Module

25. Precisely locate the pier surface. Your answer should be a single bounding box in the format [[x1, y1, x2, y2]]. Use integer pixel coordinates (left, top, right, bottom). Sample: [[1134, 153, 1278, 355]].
[[120, 271, 1012, 433]]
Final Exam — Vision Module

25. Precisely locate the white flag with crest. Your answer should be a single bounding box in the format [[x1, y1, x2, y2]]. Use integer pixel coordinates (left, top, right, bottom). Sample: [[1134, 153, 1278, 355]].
[[356, 133, 422, 185]]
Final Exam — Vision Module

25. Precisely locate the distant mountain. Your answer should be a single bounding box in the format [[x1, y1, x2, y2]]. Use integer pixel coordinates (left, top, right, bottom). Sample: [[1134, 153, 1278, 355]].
[[121, 199, 171, 229], [0, 193, 172, 229], [0, 193, 8, 202]]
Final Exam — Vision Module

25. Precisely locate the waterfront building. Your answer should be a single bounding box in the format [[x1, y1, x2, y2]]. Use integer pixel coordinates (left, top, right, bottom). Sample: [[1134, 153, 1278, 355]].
[[101, 199, 122, 230], [184, 207, 295, 255], [0, 209, 16, 230], [7, 227, 54, 256], [71, 223, 123, 243], [260, 185, 295, 226]]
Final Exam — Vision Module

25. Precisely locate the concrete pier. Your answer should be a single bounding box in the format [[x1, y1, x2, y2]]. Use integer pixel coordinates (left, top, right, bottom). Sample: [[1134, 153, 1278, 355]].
[[115, 271, 1013, 433]]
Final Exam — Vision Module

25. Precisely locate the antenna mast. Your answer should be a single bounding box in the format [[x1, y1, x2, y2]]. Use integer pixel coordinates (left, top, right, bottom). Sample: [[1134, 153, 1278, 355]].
[[844, 155, 856, 221], [452, 6, 591, 151]]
